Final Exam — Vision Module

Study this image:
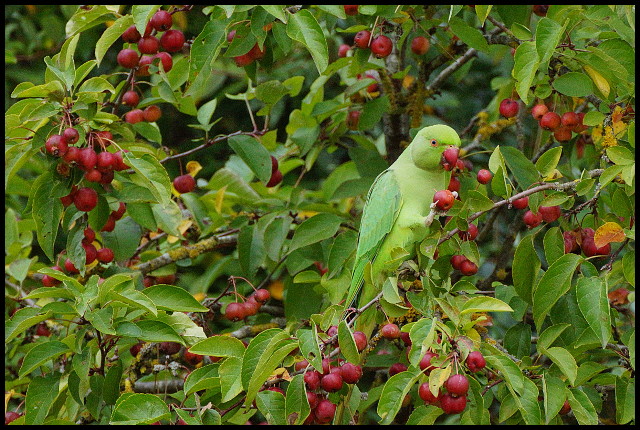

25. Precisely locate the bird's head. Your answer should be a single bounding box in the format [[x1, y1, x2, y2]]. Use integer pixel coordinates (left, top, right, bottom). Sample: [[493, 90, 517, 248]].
[[410, 124, 461, 171]]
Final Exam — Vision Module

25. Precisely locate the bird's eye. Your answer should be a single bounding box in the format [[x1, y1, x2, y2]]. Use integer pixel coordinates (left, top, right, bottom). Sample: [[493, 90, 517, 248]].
[[430, 139, 438, 146]]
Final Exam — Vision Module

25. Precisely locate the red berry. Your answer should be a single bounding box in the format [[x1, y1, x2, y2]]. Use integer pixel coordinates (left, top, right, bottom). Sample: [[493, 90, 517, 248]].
[[143, 105, 162, 122], [42, 272, 61, 287], [346, 110, 361, 130], [137, 55, 153, 76], [183, 350, 204, 366], [254, 289, 270, 304], [563, 231, 578, 254], [150, 9, 173, 32], [306, 391, 319, 409], [523, 210, 543, 228], [122, 25, 142, 43], [321, 372, 343, 392], [445, 374, 469, 396], [84, 169, 102, 183], [531, 104, 549, 120], [314, 399, 336, 424], [419, 351, 439, 373], [242, 297, 260, 316], [554, 126, 573, 142], [247, 43, 265, 60], [344, 5, 359, 15], [340, 363, 362, 384], [538, 205, 561, 223], [174, 174, 196, 193], [226, 29, 237, 43], [477, 169, 492, 184], [62, 127, 79, 145], [62, 146, 80, 164], [125, 109, 145, 124], [295, 359, 309, 372], [45, 135, 68, 157], [113, 202, 127, 220], [84, 227, 96, 242], [460, 259, 478, 276], [112, 151, 128, 171], [153, 51, 173, 72], [458, 223, 478, 241], [561, 112, 579, 130], [73, 187, 98, 212], [96, 151, 116, 171], [450, 255, 467, 270], [35, 323, 51, 337], [532, 5, 549, 17], [499, 98, 519, 118], [159, 341, 181, 355], [370, 35, 393, 58], [559, 399, 571, 415], [353, 331, 368, 352], [381, 323, 400, 339], [574, 112, 588, 132], [97, 247, 115, 263], [138, 35, 160, 55], [512, 196, 529, 209], [99, 170, 114, 185], [440, 393, 467, 414], [304, 370, 321, 390], [122, 90, 140, 107], [540, 111, 561, 131], [234, 53, 253, 67], [388, 362, 408, 376], [442, 146, 459, 166], [419, 383, 440, 404], [130, 342, 143, 357], [466, 351, 486, 372], [117, 48, 139, 68], [354, 30, 371, 49], [411, 36, 430, 55], [155, 274, 176, 284], [160, 29, 185, 52], [78, 148, 98, 170], [447, 176, 461, 193], [64, 258, 79, 274], [581, 236, 598, 257], [266, 170, 283, 187], [433, 190, 455, 211], [338, 44, 350, 58], [83, 243, 98, 264], [225, 302, 245, 321], [595, 243, 611, 256]]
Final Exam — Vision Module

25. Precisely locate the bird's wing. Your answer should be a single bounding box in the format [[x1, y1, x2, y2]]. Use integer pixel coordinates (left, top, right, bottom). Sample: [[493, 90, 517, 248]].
[[345, 168, 402, 310]]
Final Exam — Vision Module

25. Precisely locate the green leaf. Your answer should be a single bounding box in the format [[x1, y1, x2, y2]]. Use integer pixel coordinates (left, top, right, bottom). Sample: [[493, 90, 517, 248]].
[[466, 190, 496, 212], [535, 146, 562, 178], [460, 297, 513, 315], [543, 227, 564, 266], [5, 307, 52, 343], [103, 359, 123, 405], [131, 5, 161, 36], [219, 356, 244, 402], [582, 111, 605, 126], [535, 18, 566, 68], [95, 14, 134, 66], [567, 388, 598, 425], [622, 251, 635, 287], [533, 253, 582, 329], [537, 323, 570, 353], [30, 172, 65, 261], [512, 235, 539, 304], [485, 355, 524, 395], [196, 98, 217, 126], [509, 377, 542, 424], [575, 277, 610, 349], [286, 9, 328, 74], [256, 390, 287, 425], [615, 375, 635, 424], [512, 41, 539, 104], [377, 367, 422, 425], [142, 285, 209, 312], [25, 373, 61, 425], [183, 364, 220, 396], [110, 393, 171, 425], [503, 322, 532, 359], [189, 335, 246, 359], [5, 142, 39, 192], [262, 5, 288, 23], [552, 72, 594, 97], [238, 223, 266, 278], [185, 19, 228, 98], [358, 95, 390, 131], [228, 135, 273, 183], [338, 320, 360, 364], [500, 146, 540, 189], [108, 282, 157, 316], [542, 375, 566, 423], [407, 318, 435, 366], [285, 374, 311, 425], [449, 17, 489, 52], [296, 327, 323, 371], [65, 5, 113, 37], [125, 153, 172, 205], [545, 347, 577, 385], [135, 320, 183, 344], [606, 146, 635, 166], [288, 213, 343, 253], [19, 341, 71, 378], [406, 405, 443, 425], [474, 5, 492, 25]]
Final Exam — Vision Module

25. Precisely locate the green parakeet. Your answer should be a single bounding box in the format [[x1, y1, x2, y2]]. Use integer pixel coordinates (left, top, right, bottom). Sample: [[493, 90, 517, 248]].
[[344, 124, 462, 338]]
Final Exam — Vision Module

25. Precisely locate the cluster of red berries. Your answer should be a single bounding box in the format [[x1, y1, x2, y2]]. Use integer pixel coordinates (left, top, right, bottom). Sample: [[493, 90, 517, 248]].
[[531, 104, 589, 142], [227, 29, 265, 67], [418, 351, 486, 415], [266, 155, 283, 187], [119, 9, 185, 74], [224, 289, 271, 321], [450, 254, 479, 276], [563, 227, 611, 257], [124, 104, 162, 124], [512, 196, 562, 229], [354, 29, 393, 58]]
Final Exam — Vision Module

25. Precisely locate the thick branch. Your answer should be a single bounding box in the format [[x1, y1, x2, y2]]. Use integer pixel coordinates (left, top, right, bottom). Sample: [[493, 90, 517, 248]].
[[134, 378, 184, 393]]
